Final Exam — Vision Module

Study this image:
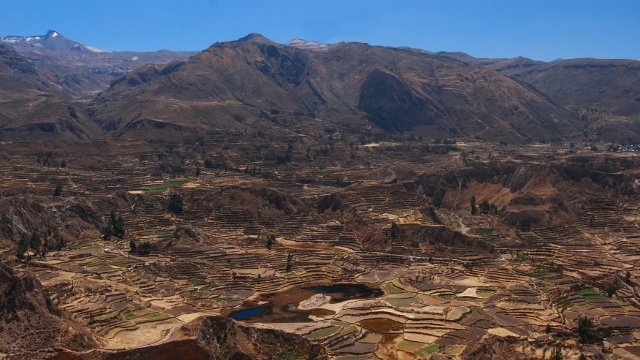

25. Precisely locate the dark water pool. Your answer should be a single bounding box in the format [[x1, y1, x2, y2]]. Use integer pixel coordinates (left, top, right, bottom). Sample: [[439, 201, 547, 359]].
[[227, 283, 381, 323], [228, 306, 265, 320], [303, 283, 380, 299]]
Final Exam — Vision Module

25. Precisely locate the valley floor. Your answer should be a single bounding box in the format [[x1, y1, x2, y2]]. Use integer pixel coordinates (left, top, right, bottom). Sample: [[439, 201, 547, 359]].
[[1, 139, 640, 359]]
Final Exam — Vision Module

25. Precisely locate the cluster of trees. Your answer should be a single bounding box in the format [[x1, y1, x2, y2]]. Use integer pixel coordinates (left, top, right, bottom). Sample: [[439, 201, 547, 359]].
[[266, 234, 276, 250], [421, 144, 459, 154], [16, 228, 64, 260], [129, 240, 155, 255], [102, 210, 125, 240], [434, 138, 457, 145], [36, 152, 67, 168], [243, 166, 263, 177], [543, 316, 592, 359], [470, 196, 498, 215]]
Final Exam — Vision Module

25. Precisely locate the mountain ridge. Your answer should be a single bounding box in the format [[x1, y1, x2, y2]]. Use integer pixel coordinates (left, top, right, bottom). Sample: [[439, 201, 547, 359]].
[[1, 32, 639, 143], [87, 34, 580, 143]]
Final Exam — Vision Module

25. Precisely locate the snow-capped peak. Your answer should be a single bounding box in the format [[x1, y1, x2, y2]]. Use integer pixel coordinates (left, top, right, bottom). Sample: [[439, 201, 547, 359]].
[[285, 39, 330, 51], [0, 30, 113, 53], [46, 29, 60, 38]]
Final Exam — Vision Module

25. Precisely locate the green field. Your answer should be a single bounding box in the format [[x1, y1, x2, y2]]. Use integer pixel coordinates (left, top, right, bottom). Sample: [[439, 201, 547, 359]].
[[306, 326, 341, 339], [384, 282, 405, 294], [475, 228, 493, 236], [577, 287, 607, 299], [529, 269, 559, 279]]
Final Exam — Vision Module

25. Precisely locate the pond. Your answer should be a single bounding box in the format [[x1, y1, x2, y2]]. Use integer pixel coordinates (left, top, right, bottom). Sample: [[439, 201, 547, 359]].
[[303, 283, 381, 299], [228, 306, 262, 320], [226, 283, 382, 323]]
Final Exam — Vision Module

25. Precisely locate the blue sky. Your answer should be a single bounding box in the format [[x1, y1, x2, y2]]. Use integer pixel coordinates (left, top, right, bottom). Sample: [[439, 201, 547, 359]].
[[1, 0, 639, 61]]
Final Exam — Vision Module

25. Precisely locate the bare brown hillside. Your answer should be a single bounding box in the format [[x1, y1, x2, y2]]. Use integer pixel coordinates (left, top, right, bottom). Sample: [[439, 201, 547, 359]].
[[0, 45, 102, 140], [88, 34, 580, 143]]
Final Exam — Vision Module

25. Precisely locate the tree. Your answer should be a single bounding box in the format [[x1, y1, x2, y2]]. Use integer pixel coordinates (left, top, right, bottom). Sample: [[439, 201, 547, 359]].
[[550, 347, 563, 360], [53, 184, 62, 197], [114, 215, 125, 239], [102, 222, 113, 240], [29, 232, 41, 252], [266, 234, 275, 250], [55, 230, 64, 250], [390, 222, 400, 239], [129, 240, 137, 253], [16, 234, 28, 260], [168, 193, 183, 215], [286, 253, 293, 272], [605, 280, 619, 297], [479, 199, 491, 214], [109, 210, 125, 239], [577, 316, 594, 343], [470, 196, 477, 215], [195, 165, 201, 177]]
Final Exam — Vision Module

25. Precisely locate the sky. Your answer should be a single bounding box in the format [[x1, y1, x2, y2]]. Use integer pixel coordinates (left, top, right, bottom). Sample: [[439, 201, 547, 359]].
[[1, 0, 639, 61]]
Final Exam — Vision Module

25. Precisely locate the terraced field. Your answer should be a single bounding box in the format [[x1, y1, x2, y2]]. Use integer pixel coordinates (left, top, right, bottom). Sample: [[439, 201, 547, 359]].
[[2, 139, 640, 359]]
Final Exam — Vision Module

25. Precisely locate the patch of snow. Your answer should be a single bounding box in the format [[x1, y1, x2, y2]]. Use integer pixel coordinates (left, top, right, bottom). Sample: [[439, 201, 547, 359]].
[[51, 32, 58, 37], [131, 56, 139, 61], [286, 38, 330, 51], [84, 45, 111, 53]]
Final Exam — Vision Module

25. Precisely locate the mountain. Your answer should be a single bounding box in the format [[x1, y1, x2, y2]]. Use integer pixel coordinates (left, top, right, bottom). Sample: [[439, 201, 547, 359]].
[[1, 30, 197, 94], [495, 58, 640, 116], [0, 43, 61, 96], [474, 57, 640, 141], [0, 45, 101, 140], [1, 29, 109, 53], [88, 34, 579, 143], [423, 50, 640, 141]]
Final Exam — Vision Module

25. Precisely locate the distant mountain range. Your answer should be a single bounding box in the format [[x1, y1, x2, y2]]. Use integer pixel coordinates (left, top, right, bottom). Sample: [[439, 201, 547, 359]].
[[1, 31, 639, 143], [0, 30, 196, 94]]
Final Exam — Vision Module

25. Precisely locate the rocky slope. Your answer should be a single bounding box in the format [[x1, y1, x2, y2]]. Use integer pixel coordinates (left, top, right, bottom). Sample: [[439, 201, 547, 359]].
[[0, 195, 104, 245], [0, 260, 97, 358], [52, 316, 328, 360]]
